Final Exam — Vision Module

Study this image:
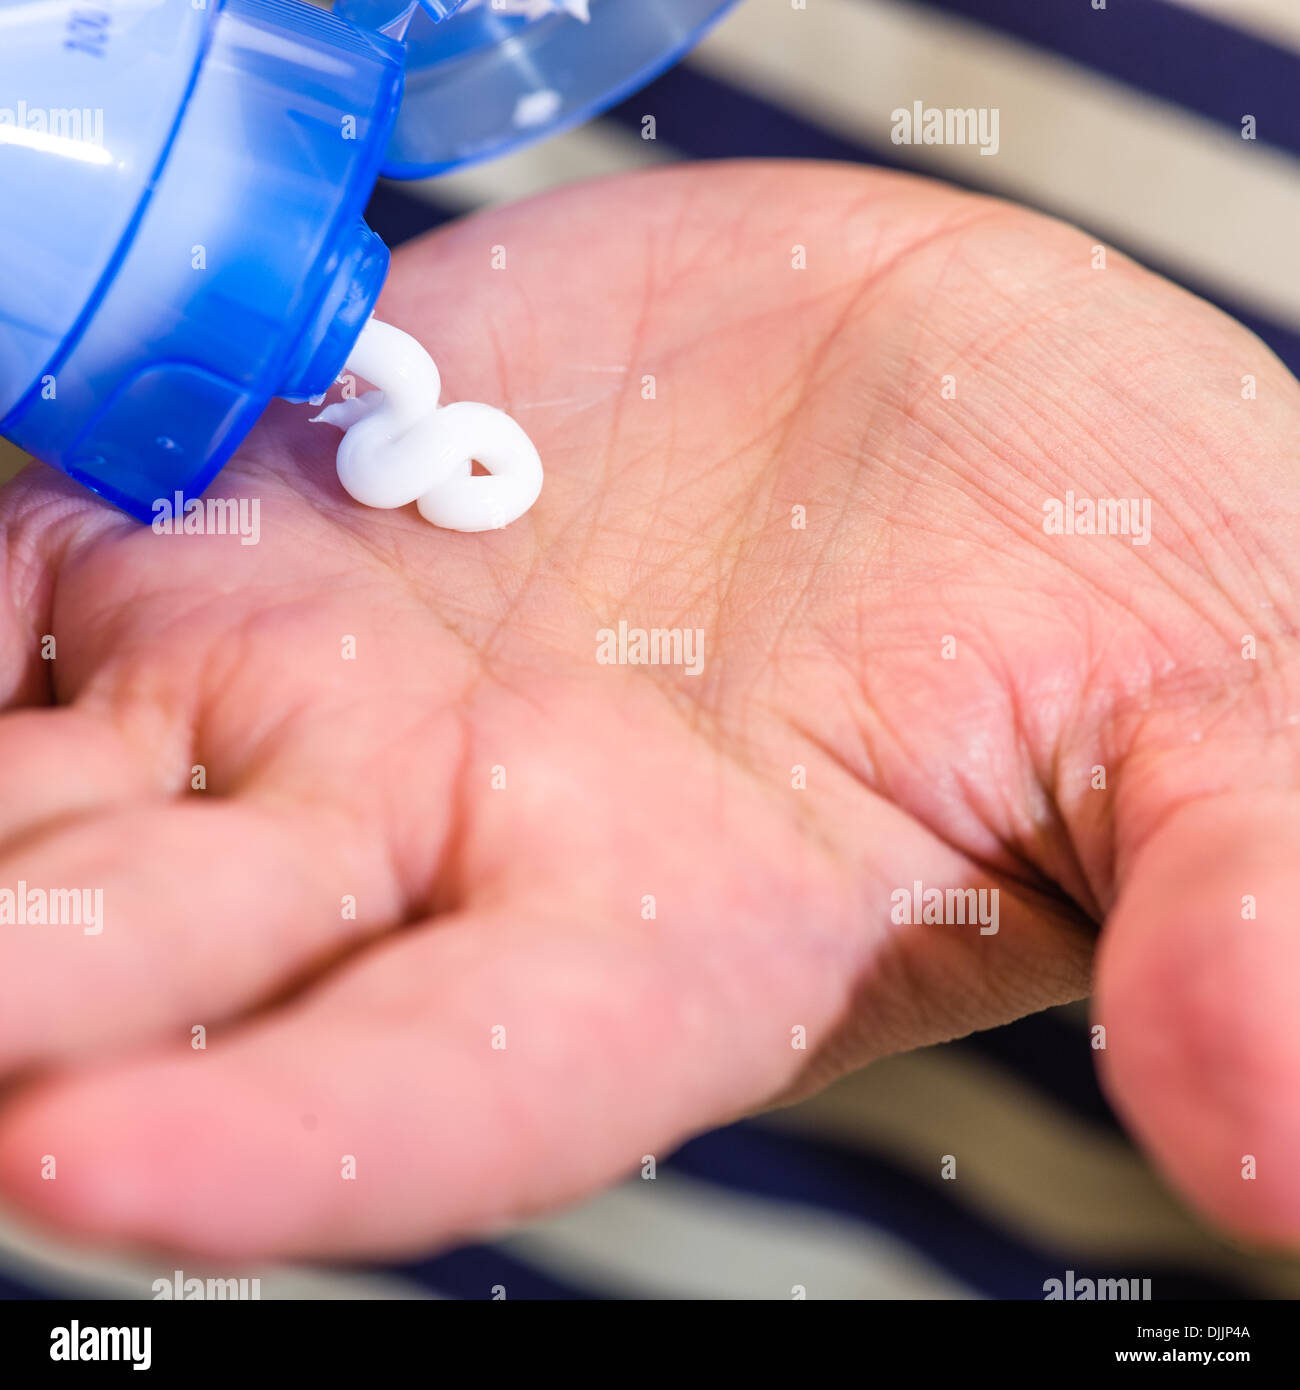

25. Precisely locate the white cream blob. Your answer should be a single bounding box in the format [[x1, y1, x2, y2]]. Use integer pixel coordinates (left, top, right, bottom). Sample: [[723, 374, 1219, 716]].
[[311, 318, 543, 533]]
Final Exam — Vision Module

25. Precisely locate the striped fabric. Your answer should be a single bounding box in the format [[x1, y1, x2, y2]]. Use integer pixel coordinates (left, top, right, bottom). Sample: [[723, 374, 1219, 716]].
[[5, 0, 1300, 1299]]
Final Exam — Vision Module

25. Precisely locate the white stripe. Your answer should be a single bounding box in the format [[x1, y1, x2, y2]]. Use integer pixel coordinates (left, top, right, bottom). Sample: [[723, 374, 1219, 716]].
[[689, 0, 1300, 329], [1170, 0, 1300, 50], [0, 1209, 433, 1300], [503, 1169, 976, 1300], [399, 120, 671, 211]]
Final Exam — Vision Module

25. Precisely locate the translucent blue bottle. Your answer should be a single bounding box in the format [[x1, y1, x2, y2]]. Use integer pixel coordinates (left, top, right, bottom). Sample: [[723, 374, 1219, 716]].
[[0, 0, 738, 519]]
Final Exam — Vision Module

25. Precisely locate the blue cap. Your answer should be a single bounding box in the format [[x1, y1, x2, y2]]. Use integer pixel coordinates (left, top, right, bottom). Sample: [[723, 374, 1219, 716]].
[[0, 0, 736, 519]]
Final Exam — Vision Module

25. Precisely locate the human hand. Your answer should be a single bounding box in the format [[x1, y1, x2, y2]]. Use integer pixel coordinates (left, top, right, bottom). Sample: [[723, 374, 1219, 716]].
[[1, 162, 1297, 1257]]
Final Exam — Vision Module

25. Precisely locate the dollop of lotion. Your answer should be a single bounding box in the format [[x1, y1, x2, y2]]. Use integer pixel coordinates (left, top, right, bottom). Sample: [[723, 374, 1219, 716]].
[[312, 318, 543, 532]]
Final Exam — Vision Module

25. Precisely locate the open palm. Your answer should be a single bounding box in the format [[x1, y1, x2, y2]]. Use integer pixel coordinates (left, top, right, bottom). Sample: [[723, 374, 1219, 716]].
[[2, 162, 1298, 1259]]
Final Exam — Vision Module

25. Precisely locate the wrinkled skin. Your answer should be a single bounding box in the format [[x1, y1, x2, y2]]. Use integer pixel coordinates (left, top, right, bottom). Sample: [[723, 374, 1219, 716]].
[[1, 162, 1298, 1260]]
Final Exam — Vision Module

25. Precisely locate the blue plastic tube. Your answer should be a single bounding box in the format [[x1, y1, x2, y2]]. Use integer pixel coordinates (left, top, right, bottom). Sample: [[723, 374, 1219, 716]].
[[0, 0, 738, 520]]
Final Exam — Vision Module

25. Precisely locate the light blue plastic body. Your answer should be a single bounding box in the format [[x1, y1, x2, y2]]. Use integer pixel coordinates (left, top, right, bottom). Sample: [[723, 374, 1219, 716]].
[[0, 0, 738, 519], [343, 0, 742, 179]]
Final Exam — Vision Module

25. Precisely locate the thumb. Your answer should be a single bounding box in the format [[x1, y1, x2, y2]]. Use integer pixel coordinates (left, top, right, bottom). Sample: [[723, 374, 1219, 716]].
[[1096, 792, 1300, 1245]]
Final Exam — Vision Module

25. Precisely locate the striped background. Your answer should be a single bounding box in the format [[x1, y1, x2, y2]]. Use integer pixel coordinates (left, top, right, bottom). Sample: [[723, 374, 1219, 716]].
[[3, 0, 1300, 1298]]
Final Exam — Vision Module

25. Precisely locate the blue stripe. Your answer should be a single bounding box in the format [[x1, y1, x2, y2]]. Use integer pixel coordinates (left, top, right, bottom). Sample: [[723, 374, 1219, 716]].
[[670, 1121, 1254, 1299], [0, 1268, 52, 1299], [366, 184, 460, 248], [904, 0, 1300, 161], [370, 1241, 597, 1300], [610, 62, 874, 164], [962, 1015, 1123, 1132]]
